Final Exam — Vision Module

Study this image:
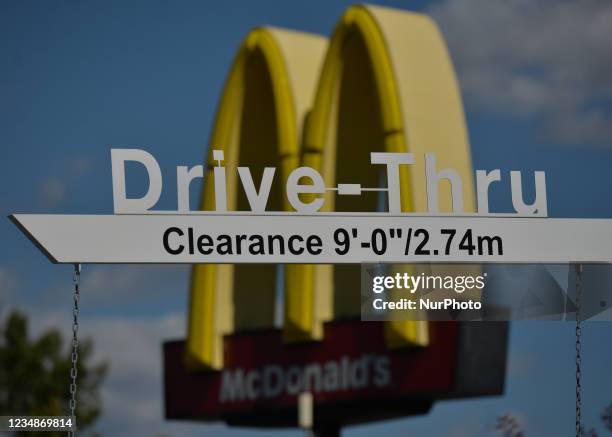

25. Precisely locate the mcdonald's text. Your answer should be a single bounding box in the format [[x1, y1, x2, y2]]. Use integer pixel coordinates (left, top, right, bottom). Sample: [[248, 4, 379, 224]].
[[219, 354, 390, 403]]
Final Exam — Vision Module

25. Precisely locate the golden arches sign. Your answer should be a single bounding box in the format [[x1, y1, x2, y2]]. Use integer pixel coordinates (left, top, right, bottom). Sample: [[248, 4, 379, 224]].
[[187, 4, 476, 370]]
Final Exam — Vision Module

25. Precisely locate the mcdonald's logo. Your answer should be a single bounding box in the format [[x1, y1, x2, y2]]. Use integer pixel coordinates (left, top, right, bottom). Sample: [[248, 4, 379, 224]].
[[185, 4, 477, 371]]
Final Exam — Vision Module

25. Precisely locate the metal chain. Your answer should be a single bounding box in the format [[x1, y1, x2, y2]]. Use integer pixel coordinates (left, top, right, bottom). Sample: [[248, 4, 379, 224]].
[[575, 263, 583, 437], [69, 264, 81, 437]]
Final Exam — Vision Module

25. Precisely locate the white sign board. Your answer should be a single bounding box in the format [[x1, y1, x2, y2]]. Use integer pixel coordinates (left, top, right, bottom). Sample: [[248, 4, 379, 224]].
[[10, 213, 612, 264]]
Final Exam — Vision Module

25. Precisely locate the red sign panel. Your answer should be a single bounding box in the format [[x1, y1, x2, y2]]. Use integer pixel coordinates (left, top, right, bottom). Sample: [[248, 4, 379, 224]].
[[164, 320, 506, 428]]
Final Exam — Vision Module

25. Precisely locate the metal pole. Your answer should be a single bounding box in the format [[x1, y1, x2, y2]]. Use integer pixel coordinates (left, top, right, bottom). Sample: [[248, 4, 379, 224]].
[[299, 392, 314, 437], [313, 425, 341, 437]]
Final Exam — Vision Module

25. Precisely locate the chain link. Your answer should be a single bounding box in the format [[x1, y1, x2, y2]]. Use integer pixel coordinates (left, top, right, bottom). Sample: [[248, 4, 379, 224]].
[[69, 264, 81, 437], [575, 263, 583, 437]]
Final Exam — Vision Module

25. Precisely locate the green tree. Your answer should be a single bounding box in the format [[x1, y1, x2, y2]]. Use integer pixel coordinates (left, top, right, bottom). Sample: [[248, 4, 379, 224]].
[[493, 413, 524, 437], [0, 310, 107, 436], [603, 402, 612, 433]]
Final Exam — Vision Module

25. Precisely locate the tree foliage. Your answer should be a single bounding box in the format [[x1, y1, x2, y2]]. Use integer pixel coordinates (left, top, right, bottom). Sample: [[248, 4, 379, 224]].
[[0, 310, 107, 436], [493, 413, 524, 437]]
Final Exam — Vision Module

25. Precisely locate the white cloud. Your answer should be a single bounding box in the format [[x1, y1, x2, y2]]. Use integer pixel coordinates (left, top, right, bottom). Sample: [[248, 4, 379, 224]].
[[22, 309, 217, 436], [70, 156, 92, 176], [447, 422, 484, 437], [29, 265, 190, 311], [39, 177, 65, 207], [0, 268, 17, 296], [80, 264, 190, 304], [82, 314, 185, 435], [36, 156, 94, 208], [507, 351, 534, 377], [429, 0, 612, 147], [0, 262, 213, 436]]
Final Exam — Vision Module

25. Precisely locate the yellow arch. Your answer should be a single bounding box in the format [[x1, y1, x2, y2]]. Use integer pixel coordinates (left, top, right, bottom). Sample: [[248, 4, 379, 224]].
[[284, 5, 476, 346], [187, 5, 478, 367], [186, 27, 327, 370]]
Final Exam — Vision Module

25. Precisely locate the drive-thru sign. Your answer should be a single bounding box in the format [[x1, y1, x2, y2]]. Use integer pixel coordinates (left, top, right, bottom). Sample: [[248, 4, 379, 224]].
[[163, 5, 509, 432], [23, 3, 612, 434]]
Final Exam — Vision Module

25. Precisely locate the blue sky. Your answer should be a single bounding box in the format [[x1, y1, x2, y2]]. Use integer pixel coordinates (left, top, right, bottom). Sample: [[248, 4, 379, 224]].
[[2, 0, 612, 436]]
